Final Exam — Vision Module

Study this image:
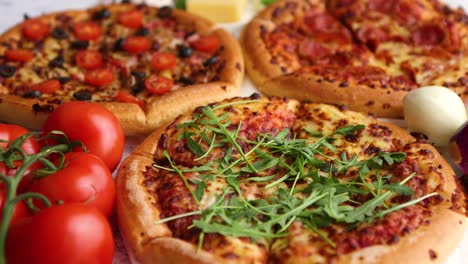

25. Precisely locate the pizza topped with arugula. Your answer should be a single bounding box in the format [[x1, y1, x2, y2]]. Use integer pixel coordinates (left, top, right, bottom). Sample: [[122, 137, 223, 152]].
[[0, 3, 243, 135], [242, 0, 468, 118], [117, 95, 467, 264]]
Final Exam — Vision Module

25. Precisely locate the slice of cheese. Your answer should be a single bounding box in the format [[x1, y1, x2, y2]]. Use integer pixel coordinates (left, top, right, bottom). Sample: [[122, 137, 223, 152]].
[[186, 0, 247, 23]]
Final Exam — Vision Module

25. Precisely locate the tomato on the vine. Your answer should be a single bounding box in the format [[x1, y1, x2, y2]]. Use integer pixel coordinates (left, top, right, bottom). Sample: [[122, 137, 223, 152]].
[[0, 124, 41, 179], [0, 188, 27, 226], [7, 204, 114, 264], [26, 152, 115, 217], [0, 124, 40, 155], [42, 101, 125, 172]]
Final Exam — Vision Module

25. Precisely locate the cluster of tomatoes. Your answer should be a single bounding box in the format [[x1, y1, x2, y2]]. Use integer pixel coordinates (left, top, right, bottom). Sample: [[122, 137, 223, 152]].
[[0, 102, 125, 264]]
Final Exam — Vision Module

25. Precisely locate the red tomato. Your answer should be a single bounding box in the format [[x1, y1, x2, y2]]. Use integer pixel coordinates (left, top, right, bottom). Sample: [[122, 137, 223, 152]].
[[115, 91, 145, 108], [5, 49, 34, 62], [73, 21, 102, 41], [191, 35, 221, 53], [118, 10, 143, 29], [22, 19, 50, 40], [75, 50, 103, 70], [26, 152, 115, 217], [30, 79, 61, 94], [0, 124, 40, 188], [145, 75, 173, 95], [0, 124, 40, 155], [151, 52, 177, 71], [122, 36, 151, 54], [0, 188, 28, 226], [7, 204, 114, 264], [42, 101, 124, 172], [85, 68, 115, 86]]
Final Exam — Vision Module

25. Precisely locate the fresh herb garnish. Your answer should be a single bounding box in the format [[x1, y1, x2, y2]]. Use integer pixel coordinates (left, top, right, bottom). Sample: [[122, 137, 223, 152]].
[[153, 101, 436, 248]]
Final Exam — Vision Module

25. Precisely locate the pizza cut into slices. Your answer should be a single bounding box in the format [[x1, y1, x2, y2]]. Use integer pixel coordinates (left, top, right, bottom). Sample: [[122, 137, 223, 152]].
[[242, 0, 468, 118], [0, 3, 243, 135], [116, 95, 467, 264]]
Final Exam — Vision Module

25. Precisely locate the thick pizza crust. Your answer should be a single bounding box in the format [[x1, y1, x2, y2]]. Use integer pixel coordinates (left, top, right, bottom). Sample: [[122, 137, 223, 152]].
[[261, 73, 409, 117], [0, 4, 243, 135], [117, 97, 467, 263]]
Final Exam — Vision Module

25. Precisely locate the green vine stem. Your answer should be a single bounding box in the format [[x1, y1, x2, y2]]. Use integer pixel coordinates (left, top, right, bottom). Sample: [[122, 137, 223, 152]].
[[0, 137, 73, 264]]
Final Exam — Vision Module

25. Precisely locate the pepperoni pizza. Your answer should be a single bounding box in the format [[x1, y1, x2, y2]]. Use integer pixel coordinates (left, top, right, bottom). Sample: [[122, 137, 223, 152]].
[[242, 0, 468, 117]]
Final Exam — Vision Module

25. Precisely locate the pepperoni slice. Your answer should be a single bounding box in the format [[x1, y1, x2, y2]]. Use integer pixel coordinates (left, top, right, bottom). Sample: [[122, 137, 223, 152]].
[[22, 19, 50, 41], [5, 49, 34, 62], [412, 25, 445, 46], [118, 10, 144, 29], [122, 36, 151, 54], [151, 52, 177, 71], [357, 26, 389, 50], [394, 1, 422, 25], [75, 50, 103, 70], [333, 0, 357, 8], [299, 39, 331, 60], [368, 0, 396, 13], [304, 14, 339, 33], [145, 75, 173, 95], [85, 69, 115, 86], [73, 22, 102, 41], [115, 91, 144, 108], [30, 80, 61, 94]]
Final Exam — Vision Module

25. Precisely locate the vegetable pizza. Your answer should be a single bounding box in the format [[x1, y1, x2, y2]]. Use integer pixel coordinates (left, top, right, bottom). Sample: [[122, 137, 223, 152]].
[[0, 3, 243, 135]]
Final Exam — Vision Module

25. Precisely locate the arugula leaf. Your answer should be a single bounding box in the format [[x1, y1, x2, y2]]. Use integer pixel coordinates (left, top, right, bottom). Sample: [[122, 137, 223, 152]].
[[184, 132, 205, 156], [261, 0, 278, 6], [332, 125, 365, 136], [383, 183, 414, 196]]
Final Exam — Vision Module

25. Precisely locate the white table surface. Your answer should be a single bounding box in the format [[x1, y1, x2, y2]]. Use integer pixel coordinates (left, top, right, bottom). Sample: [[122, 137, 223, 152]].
[[0, 1, 467, 263]]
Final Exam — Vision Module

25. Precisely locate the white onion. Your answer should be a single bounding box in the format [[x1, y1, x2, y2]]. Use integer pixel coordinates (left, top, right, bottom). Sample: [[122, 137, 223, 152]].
[[403, 86, 467, 147]]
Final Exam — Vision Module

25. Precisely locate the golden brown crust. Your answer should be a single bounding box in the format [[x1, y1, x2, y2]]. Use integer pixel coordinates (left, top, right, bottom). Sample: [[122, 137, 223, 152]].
[[0, 3, 243, 135], [117, 96, 467, 263], [116, 125, 171, 261], [262, 73, 408, 117]]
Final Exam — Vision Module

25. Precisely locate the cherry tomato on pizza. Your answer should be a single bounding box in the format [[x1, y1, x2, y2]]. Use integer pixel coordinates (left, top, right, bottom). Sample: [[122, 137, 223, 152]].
[[75, 50, 104, 70], [85, 68, 115, 87], [122, 36, 151, 54], [191, 35, 221, 53], [22, 19, 50, 40], [115, 91, 145, 108], [145, 75, 173, 95], [30, 79, 61, 94], [42, 101, 124, 172], [26, 152, 115, 217], [151, 52, 177, 71], [73, 21, 102, 41], [6, 204, 114, 264], [118, 9, 144, 29], [5, 49, 34, 62]]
